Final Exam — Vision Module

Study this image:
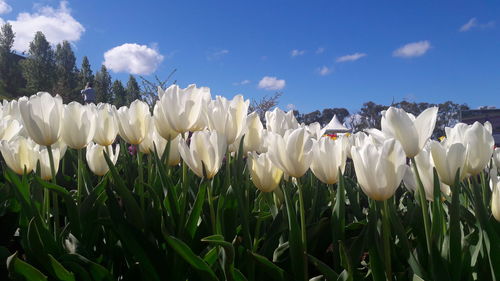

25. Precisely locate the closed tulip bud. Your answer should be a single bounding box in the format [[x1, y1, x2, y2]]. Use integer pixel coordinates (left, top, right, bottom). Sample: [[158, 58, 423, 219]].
[[267, 127, 313, 178], [351, 138, 406, 201], [207, 95, 249, 146], [86, 142, 120, 176], [115, 100, 151, 145], [178, 130, 227, 179], [306, 122, 323, 140], [491, 166, 500, 221], [61, 102, 96, 149], [156, 84, 207, 133], [248, 152, 283, 192], [310, 137, 347, 185], [0, 136, 38, 175], [19, 92, 63, 146], [345, 132, 368, 158], [37, 146, 62, 180], [139, 123, 181, 166], [153, 100, 179, 141], [430, 140, 467, 186], [380, 106, 438, 158], [92, 103, 119, 146], [494, 148, 500, 171], [243, 112, 265, 153], [265, 108, 299, 136], [0, 116, 22, 141]]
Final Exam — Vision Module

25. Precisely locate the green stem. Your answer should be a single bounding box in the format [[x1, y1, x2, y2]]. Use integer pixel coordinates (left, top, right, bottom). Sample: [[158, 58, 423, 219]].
[[207, 180, 217, 234], [382, 200, 392, 281], [137, 147, 144, 210], [46, 145, 59, 234], [295, 178, 308, 279], [77, 148, 83, 203], [411, 158, 432, 254], [449, 182, 461, 281]]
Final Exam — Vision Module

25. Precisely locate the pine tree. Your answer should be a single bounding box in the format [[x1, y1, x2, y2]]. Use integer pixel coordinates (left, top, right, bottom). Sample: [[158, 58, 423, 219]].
[[0, 23, 25, 98], [21, 31, 56, 93], [94, 65, 112, 103], [79, 56, 93, 89], [112, 80, 127, 108], [54, 41, 78, 102], [125, 75, 141, 104]]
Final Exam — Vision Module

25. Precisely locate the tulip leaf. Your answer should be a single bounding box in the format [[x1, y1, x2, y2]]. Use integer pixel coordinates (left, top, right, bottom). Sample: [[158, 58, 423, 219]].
[[186, 180, 208, 238], [47, 254, 76, 281], [7, 252, 48, 281], [249, 251, 286, 281], [307, 254, 339, 281]]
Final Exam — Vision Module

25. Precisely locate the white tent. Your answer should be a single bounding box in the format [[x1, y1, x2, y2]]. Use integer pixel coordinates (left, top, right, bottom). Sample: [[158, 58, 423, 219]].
[[322, 115, 351, 134]]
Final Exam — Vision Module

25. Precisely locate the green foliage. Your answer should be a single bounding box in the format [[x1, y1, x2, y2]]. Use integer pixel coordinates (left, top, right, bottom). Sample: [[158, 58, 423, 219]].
[[0, 23, 25, 98], [94, 65, 112, 103], [54, 41, 79, 102], [21, 31, 56, 93], [111, 80, 126, 108]]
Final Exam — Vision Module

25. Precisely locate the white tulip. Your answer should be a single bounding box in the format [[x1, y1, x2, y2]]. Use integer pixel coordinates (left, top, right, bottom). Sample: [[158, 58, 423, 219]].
[[37, 146, 62, 180], [430, 140, 467, 186], [267, 127, 313, 178], [248, 152, 283, 192], [86, 142, 120, 176], [115, 100, 151, 145], [351, 138, 406, 201], [92, 103, 119, 146], [0, 116, 22, 141], [0, 136, 38, 175], [490, 165, 500, 222], [493, 148, 500, 171], [243, 112, 265, 153], [153, 100, 179, 141], [310, 137, 346, 185], [178, 131, 227, 179], [379, 107, 438, 158], [19, 92, 63, 146], [61, 102, 96, 149], [265, 108, 299, 136], [206, 95, 249, 147], [139, 124, 181, 166]]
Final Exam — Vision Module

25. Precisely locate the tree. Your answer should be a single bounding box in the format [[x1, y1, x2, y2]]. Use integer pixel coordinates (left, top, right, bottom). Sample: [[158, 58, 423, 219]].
[[320, 108, 350, 126], [112, 80, 127, 108], [248, 92, 282, 121], [126, 75, 141, 104], [79, 56, 93, 91], [54, 41, 78, 102], [21, 31, 56, 93], [0, 23, 25, 98], [94, 65, 112, 103]]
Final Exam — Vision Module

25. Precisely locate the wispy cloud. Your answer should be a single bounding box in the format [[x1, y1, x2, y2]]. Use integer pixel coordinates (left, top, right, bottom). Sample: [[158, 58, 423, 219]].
[[258, 76, 286, 91], [316, 47, 325, 54], [233, 79, 251, 86], [290, 49, 306, 57], [336, 52, 367, 62], [393, 41, 431, 58], [207, 49, 229, 61], [459, 17, 495, 32], [0, 0, 11, 14], [286, 104, 296, 111], [316, 66, 332, 76]]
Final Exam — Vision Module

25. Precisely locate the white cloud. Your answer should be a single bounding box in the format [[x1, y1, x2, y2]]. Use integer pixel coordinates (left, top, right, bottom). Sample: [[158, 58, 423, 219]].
[[290, 49, 305, 57], [317, 66, 332, 76], [459, 17, 495, 32], [258, 76, 285, 91], [460, 18, 477, 32], [393, 41, 431, 58], [233, 79, 250, 86], [207, 49, 229, 61], [0, 0, 12, 14], [5, 1, 85, 52], [336, 52, 367, 62], [316, 47, 325, 54], [104, 43, 164, 75]]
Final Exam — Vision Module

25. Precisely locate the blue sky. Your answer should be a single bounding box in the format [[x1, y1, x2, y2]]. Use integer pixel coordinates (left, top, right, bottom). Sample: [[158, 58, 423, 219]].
[[1, 0, 499, 113]]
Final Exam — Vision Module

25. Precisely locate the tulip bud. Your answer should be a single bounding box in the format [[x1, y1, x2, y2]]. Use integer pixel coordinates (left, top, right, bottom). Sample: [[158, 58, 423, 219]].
[[86, 142, 120, 176], [206, 95, 249, 146], [178, 131, 227, 179], [310, 137, 346, 185], [379, 106, 438, 158], [351, 138, 406, 201], [430, 140, 467, 186], [493, 148, 500, 171], [19, 92, 63, 146], [92, 103, 119, 146], [267, 127, 313, 178], [37, 146, 62, 180], [61, 102, 96, 149], [265, 108, 299, 136], [139, 123, 181, 166], [243, 112, 265, 153], [0, 136, 38, 175], [491, 166, 500, 222], [115, 100, 151, 145], [248, 152, 283, 192], [0, 116, 22, 141]]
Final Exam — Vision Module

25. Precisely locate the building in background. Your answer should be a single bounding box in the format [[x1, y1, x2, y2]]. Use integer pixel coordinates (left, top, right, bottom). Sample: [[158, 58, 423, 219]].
[[461, 108, 500, 146]]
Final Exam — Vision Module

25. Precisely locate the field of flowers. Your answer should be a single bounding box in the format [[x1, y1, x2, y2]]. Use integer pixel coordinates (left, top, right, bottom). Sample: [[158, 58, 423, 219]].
[[0, 86, 499, 281]]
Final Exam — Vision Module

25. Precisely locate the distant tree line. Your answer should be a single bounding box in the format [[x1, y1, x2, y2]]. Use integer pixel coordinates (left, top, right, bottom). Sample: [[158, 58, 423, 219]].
[[0, 23, 141, 105]]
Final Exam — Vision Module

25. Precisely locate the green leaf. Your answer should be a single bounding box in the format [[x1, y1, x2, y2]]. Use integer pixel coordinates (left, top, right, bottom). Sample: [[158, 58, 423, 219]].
[[7, 252, 48, 281], [47, 254, 75, 281], [249, 251, 286, 281], [307, 254, 339, 281], [186, 181, 208, 238], [282, 184, 305, 280], [165, 235, 219, 281]]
